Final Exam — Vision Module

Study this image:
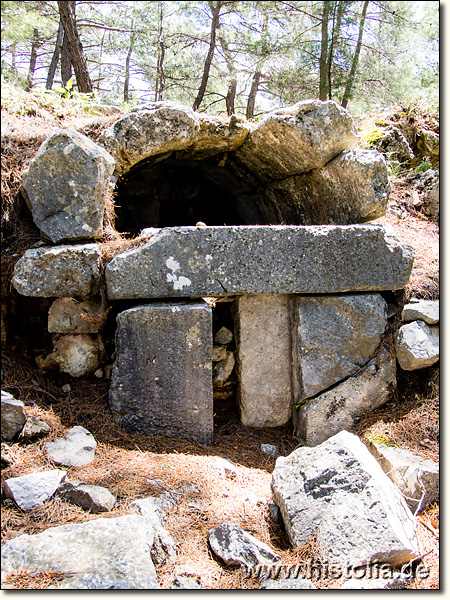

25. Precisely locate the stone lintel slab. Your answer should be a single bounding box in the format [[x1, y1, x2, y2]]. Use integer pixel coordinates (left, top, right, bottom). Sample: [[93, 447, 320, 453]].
[[109, 302, 213, 445], [105, 224, 414, 300]]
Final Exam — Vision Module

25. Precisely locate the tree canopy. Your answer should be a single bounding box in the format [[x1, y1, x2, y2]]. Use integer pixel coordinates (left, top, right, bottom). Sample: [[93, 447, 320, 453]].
[[1, 1, 439, 116]]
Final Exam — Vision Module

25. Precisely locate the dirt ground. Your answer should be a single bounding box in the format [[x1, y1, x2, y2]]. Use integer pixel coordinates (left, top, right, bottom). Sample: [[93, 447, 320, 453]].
[[0, 94, 439, 590]]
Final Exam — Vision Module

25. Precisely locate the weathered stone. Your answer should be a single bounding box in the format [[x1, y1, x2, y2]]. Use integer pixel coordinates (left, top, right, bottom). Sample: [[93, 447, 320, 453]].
[[12, 244, 101, 298], [1, 391, 26, 441], [98, 101, 249, 175], [212, 457, 238, 477], [423, 181, 439, 221], [105, 225, 414, 300], [214, 326, 234, 345], [416, 129, 439, 163], [109, 302, 213, 445], [170, 576, 202, 590], [293, 347, 396, 446], [260, 444, 279, 458], [20, 129, 115, 243], [0, 514, 160, 589], [213, 345, 228, 361], [233, 295, 292, 427], [213, 351, 235, 387], [3, 470, 66, 510], [260, 578, 317, 590], [367, 443, 439, 513], [48, 297, 107, 333], [58, 481, 116, 512], [401, 300, 439, 325], [208, 523, 281, 568], [292, 293, 387, 401], [234, 100, 359, 181], [1, 443, 13, 467], [271, 431, 419, 568], [50, 334, 104, 377], [265, 149, 390, 225], [19, 415, 51, 440], [394, 321, 439, 370], [45, 426, 97, 467], [373, 126, 415, 163]]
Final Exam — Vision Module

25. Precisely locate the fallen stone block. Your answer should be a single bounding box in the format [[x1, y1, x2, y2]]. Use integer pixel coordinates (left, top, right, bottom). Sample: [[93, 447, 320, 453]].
[[271, 430, 419, 569], [233, 99, 359, 181], [0, 514, 160, 589], [45, 426, 97, 467], [401, 300, 439, 325], [367, 442, 439, 513], [20, 129, 115, 243], [1, 391, 26, 441], [105, 224, 414, 300], [109, 302, 213, 445], [58, 481, 116, 513], [264, 149, 390, 225], [233, 295, 292, 427], [212, 351, 235, 387], [208, 523, 281, 569], [292, 293, 387, 401], [12, 244, 101, 298], [293, 346, 396, 446], [394, 320, 439, 370], [3, 470, 66, 510], [50, 334, 104, 377]]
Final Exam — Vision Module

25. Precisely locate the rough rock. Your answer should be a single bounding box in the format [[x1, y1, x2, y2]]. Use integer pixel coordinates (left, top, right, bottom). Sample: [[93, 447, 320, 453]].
[[260, 444, 279, 458], [19, 415, 51, 440], [58, 481, 116, 513], [131, 495, 177, 567], [45, 426, 97, 467], [233, 99, 359, 181], [259, 578, 317, 590], [214, 326, 234, 345], [265, 149, 390, 225], [170, 576, 202, 589], [293, 346, 396, 446], [48, 297, 107, 334], [1, 443, 13, 467], [233, 295, 292, 427], [394, 320, 439, 370], [271, 430, 419, 568], [20, 129, 115, 243], [292, 293, 387, 401], [98, 101, 249, 175], [3, 470, 66, 510], [49, 334, 104, 377], [401, 299, 439, 325], [416, 129, 439, 164], [1, 391, 26, 441], [367, 443, 439, 513], [208, 523, 281, 568], [423, 181, 439, 221], [12, 244, 101, 298], [0, 514, 160, 589], [213, 351, 235, 387], [373, 126, 415, 163], [109, 302, 213, 445], [212, 345, 228, 361], [105, 224, 414, 300], [212, 457, 238, 477]]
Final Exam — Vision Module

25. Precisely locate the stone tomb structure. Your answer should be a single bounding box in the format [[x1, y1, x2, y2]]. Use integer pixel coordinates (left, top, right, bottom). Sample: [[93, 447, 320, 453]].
[[12, 100, 415, 446]]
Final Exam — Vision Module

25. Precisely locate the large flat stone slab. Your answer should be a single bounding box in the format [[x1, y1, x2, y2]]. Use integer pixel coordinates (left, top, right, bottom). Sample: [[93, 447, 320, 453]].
[[105, 225, 414, 300], [109, 302, 213, 444], [291, 293, 387, 401], [233, 295, 292, 427]]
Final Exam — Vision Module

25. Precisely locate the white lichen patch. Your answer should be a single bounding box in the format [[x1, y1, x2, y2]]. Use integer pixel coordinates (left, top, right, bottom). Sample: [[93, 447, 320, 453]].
[[166, 256, 192, 290]]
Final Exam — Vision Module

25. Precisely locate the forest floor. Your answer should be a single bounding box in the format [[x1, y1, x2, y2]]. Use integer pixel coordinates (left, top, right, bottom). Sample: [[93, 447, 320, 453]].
[[0, 90, 440, 590]]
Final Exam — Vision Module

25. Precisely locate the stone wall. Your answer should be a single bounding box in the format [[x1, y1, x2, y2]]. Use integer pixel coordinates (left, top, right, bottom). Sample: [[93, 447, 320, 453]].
[[8, 99, 432, 447]]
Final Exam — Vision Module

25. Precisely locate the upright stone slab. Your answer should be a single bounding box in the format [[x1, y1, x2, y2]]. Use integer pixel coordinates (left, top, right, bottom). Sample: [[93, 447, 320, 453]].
[[109, 302, 213, 444], [233, 295, 292, 427]]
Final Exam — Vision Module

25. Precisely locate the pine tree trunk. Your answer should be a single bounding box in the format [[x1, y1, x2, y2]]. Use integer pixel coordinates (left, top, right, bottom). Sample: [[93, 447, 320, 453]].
[[46, 21, 64, 90], [57, 0, 93, 94], [61, 32, 73, 88], [26, 28, 40, 92], [341, 0, 370, 108], [193, 1, 222, 111], [154, 2, 165, 102], [246, 71, 261, 119], [319, 1, 330, 100], [226, 79, 237, 116], [124, 29, 136, 103], [327, 0, 344, 100], [219, 34, 237, 115]]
